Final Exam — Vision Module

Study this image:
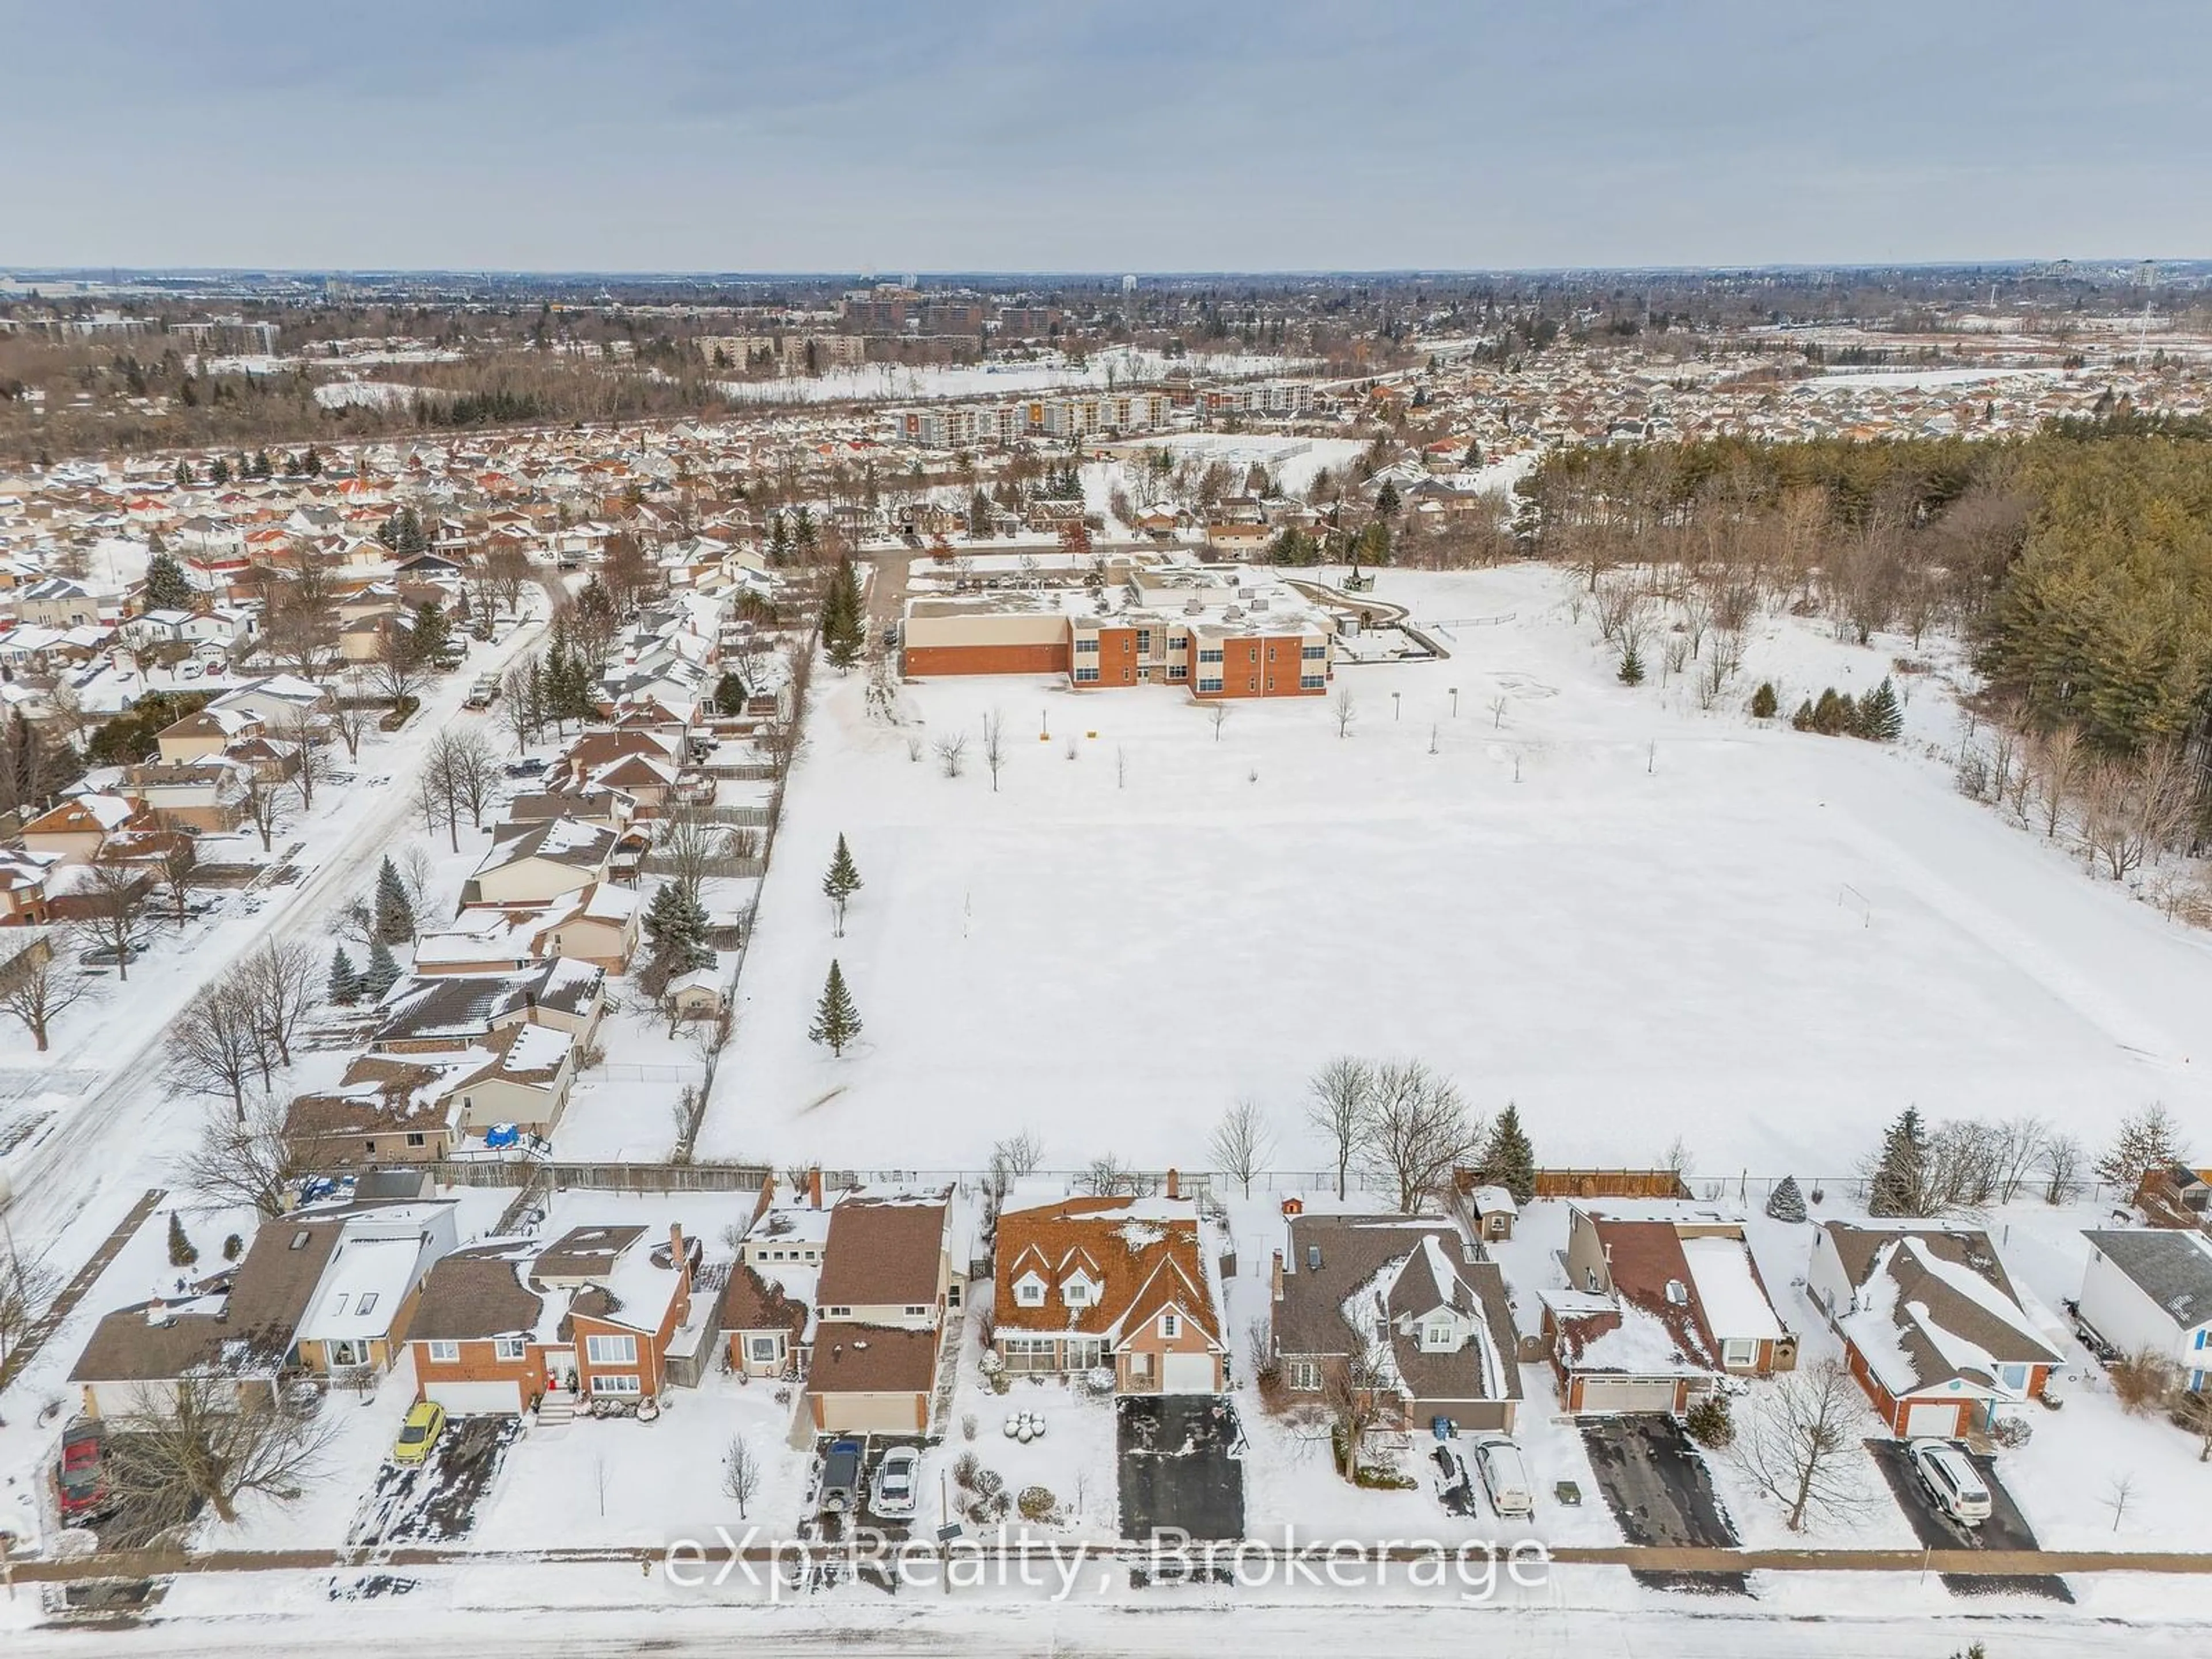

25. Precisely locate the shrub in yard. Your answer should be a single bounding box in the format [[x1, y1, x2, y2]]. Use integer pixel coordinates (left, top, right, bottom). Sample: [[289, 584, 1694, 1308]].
[[1017, 1485, 1056, 1522], [965, 1488, 1011, 1526], [2110, 1348, 2179, 1416], [167, 1212, 198, 1268], [969, 1467, 1005, 1499], [1353, 1465, 1416, 1491], [1685, 1392, 1736, 1449], [1765, 1176, 1808, 1224], [961, 1412, 979, 1442], [222, 1233, 244, 1262], [953, 1450, 981, 1491], [1749, 681, 1779, 720]]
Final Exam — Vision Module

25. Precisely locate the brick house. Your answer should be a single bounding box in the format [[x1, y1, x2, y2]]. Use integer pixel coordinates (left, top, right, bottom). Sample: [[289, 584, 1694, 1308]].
[[1808, 1221, 2062, 1438], [408, 1222, 700, 1415], [1270, 1212, 1522, 1433], [993, 1192, 1227, 1395], [805, 1191, 955, 1435], [1540, 1206, 1796, 1415]]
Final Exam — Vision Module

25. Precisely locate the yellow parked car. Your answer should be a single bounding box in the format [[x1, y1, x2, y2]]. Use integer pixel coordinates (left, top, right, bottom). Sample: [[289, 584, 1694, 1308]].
[[393, 1401, 447, 1466]]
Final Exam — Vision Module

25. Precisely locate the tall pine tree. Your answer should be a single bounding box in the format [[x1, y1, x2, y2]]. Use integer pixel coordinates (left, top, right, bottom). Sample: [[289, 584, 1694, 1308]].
[[643, 878, 713, 982], [362, 937, 402, 998], [808, 959, 863, 1057], [373, 855, 415, 944], [1868, 1107, 1930, 1216], [328, 945, 363, 1006], [1477, 1101, 1538, 1204], [822, 833, 863, 937], [143, 549, 194, 613]]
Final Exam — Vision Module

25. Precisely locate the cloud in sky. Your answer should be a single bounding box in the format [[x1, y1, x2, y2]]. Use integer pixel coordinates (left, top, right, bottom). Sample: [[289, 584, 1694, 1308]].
[[2, 0, 2206, 271]]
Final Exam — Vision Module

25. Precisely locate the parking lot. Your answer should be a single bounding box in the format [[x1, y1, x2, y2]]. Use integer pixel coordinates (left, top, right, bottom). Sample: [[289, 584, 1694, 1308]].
[[1578, 1415, 1747, 1596], [1117, 1395, 1245, 1543], [1866, 1440, 2071, 1603]]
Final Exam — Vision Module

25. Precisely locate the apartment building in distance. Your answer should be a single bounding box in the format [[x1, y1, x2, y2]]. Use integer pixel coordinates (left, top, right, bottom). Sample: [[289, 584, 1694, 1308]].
[[893, 389, 1174, 449], [901, 552, 1336, 699]]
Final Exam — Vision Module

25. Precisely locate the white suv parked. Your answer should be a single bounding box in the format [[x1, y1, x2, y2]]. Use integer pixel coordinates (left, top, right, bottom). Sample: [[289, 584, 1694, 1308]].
[[1908, 1438, 1992, 1527]]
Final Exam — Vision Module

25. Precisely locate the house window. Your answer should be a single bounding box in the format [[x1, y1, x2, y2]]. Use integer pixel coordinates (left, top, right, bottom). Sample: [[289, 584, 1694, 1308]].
[[1198, 648, 1225, 664], [426, 1340, 460, 1363], [1198, 677, 1224, 694], [1995, 1363, 2029, 1392], [1074, 638, 1099, 654], [1160, 1312, 1181, 1340], [590, 1373, 642, 1396], [1247, 677, 1257, 692], [825, 1306, 851, 1319], [1421, 1321, 1453, 1353], [1287, 1358, 1321, 1391], [1074, 667, 1099, 683], [1300, 675, 1325, 690], [1135, 630, 1152, 653], [748, 1335, 780, 1363], [406, 1132, 426, 1147], [1721, 1338, 1758, 1369], [1014, 1275, 1046, 1306], [357, 1293, 379, 1317], [585, 1334, 637, 1366], [904, 1305, 929, 1318], [1169, 637, 1187, 652], [1067, 1336, 1105, 1370], [494, 1336, 527, 1362], [1168, 664, 1188, 680], [1302, 645, 1327, 661], [1063, 1279, 1090, 1307], [1266, 647, 1277, 662]]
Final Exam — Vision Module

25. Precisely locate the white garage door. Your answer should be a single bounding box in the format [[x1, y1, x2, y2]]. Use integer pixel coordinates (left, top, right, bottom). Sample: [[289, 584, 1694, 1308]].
[[1160, 1353, 1216, 1394], [1902, 1400, 1963, 1439], [425, 1380, 525, 1415], [1578, 1377, 1680, 1414]]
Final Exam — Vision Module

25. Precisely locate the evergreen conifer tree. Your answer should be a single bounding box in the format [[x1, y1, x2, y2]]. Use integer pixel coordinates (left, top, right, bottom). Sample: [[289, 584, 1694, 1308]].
[[1477, 1101, 1538, 1204], [808, 959, 863, 1056], [822, 834, 863, 936], [363, 937, 401, 998], [1869, 1107, 1930, 1217], [168, 1211, 199, 1268], [1765, 1175, 1808, 1224], [1749, 681, 1779, 720], [328, 945, 363, 1006], [713, 669, 749, 717], [373, 855, 415, 944], [173, 460, 191, 488], [304, 445, 322, 476], [143, 550, 194, 613], [1855, 677, 1902, 741], [1374, 478, 1401, 515], [1791, 698, 1814, 731], [1618, 641, 1646, 686], [643, 878, 713, 978]]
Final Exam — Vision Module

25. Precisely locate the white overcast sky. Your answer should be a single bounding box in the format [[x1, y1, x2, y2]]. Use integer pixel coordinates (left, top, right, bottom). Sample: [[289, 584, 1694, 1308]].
[[2, 0, 2207, 272]]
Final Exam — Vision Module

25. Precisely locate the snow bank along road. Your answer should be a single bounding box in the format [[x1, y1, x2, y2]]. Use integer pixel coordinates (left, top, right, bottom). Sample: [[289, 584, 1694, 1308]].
[[0, 608, 553, 1256]]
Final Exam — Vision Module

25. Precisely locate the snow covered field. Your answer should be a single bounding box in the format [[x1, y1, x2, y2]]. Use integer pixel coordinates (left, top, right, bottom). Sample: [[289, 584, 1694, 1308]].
[[702, 563, 2212, 1178], [717, 347, 1315, 407]]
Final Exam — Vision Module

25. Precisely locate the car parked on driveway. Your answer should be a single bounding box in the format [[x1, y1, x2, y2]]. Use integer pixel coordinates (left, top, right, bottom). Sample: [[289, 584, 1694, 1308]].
[[393, 1401, 447, 1467], [819, 1438, 863, 1514], [1909, 1438, 1991, 1527], [871, 1445, 919, 1518], [55, 1419, 112, 1525], [1472, 1435, 1535, 1518]]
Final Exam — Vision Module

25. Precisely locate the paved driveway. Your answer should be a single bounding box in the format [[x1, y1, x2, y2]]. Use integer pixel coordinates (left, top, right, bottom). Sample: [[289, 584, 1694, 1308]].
[[1578, 1415, 1747, 1596], [1117, 1395, 1245, 1543], [349, 1416, 520, 1548], [1868, 1440, 2071, 1603]]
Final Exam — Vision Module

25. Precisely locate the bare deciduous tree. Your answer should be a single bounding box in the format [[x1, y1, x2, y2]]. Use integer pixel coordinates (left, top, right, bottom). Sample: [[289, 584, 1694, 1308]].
[[238, 938, 319, 1073], [1359, 1059, 1482, 1214], [368, 622, 427, 711], [2033, 725, 2083, 840], [329, 676, 376, 763], [70, 858, 153, 983], [2039, 1132, 2085, 1205], [2097, 1103, 2188, 1195], [980, 709, 1007, 793], [1731, 1355, 1872, 1532], [283, 711, 334, 811], [0, 953, 93, 1052], [0, 1233, 61, 1380], [104, 1376, 338, 1529], [239, 768, 289, 853], [181, 1098, 327, 1217], [1307, 1056, 1374, 1203], [933, 731, 969, 779], [168, 979, 264, 1118], [1322, 1343, 1392, 1478], [721, 1433, 763, 1519], [1331, 687, 1358, 738], [151, 833, 201, 928], [1208, 703, 1230, 743], [1209, 1098, 1275, 1199]]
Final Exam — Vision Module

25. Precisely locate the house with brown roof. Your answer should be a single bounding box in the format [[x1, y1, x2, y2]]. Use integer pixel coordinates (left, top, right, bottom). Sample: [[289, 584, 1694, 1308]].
[[19, 792, 145, 864], [1540, 1206, 1796, 1415], [463, 817, 620, 906], [993, 1189, 1226, 1395], [806, 1190, 954, 1434], [1808, 1221, 2063, 1438], [1270, 1211, 1522, 1433], [408, 1222, 701, 1415], [69, 1200, 458, 1417]]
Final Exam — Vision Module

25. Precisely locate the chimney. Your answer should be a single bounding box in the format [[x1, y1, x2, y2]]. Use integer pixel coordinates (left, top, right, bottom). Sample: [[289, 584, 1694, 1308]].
[[1281, 1196, 1304, 1218], [669, 1222, 685, 1263], [1270, 1249, 1285, 1305], [1603, 1241, 1613, 1265], [808, 1166, 824, 1210], [1164, 1168, 1180, 1200]]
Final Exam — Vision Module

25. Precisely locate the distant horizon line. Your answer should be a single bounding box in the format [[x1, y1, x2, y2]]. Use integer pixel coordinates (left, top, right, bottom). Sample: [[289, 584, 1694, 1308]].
[[4, 258, 2207, 285]]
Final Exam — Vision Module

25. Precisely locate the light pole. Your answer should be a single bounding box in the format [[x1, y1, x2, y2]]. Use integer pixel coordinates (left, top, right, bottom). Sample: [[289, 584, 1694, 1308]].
[[1392, 691, 1400, 721], [1449, 687, 1459, 717]]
